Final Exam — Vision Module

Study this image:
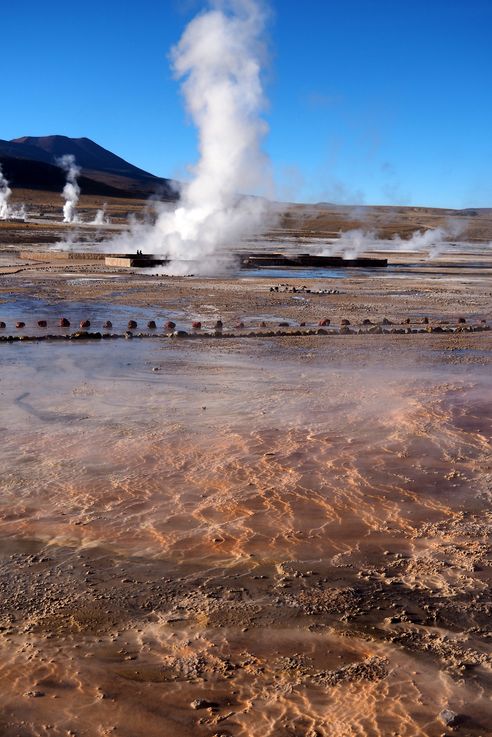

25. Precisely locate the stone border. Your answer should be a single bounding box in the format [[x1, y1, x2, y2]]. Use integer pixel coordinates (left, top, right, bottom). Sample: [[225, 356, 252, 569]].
[[0, 324, 489, 344]]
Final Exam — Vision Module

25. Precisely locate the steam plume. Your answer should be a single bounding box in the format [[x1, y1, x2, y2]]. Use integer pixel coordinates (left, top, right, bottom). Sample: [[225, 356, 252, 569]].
[[323, 222, 465, 260], [0, 165, 13, 220], [0, 166, 26, 221], [57, 155, 80, 223], [326, 228, 378, 259], [113, 0, 272, 273], [391, 223, 465, 258], [92, 205, 110, 225]]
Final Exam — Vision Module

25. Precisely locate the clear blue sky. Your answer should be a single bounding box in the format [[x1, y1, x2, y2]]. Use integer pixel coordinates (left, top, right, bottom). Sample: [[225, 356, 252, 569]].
[[2, 0, 491, 207]]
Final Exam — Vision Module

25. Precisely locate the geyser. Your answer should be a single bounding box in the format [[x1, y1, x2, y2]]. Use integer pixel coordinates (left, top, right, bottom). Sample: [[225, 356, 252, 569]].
[[113, 0, 273, 274], [0, 165, 13, 220], [93, 205, 110, 225], [0, 165, 27, 221], [58, 154, 80, 223]]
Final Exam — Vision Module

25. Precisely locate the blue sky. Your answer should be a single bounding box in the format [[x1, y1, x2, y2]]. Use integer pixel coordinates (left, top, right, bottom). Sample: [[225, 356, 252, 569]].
[[2, 0, 491, 207]]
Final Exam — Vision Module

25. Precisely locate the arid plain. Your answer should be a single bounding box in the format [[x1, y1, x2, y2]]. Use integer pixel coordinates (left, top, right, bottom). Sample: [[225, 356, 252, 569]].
[[0, 196, 491, 737]]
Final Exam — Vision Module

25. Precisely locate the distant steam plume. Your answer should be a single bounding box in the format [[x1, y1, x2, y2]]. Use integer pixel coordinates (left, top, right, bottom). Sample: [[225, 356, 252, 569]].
[[92, 205, 110, 225], [0, 165, 13, 220], [0, 165, 26, 220], [326, 228, 378, 259], [391, 223, 465, 258], [323, 222, 465, 259], [112, 0, 273, 273], [57, 155, 80, 223]]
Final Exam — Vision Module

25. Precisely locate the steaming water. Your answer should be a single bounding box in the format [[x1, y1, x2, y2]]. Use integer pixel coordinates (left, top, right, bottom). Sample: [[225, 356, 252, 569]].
[[0, 336, 491, 736]]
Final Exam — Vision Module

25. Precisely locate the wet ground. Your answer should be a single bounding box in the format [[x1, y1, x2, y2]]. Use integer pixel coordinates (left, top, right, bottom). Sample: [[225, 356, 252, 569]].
[[0, 241, 491, 736]]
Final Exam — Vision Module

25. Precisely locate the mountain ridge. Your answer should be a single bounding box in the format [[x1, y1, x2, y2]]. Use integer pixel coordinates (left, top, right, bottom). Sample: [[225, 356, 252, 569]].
[[0, 135, 177, 200]]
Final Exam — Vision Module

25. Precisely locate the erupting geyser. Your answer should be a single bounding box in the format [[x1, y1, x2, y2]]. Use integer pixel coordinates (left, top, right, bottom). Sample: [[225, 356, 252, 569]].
[[0, 164, 26, 220], [0, 165, 13, 220], [57, 154, 81, 223], [92, 205, 110, 225], [113, 0, 273, 274]]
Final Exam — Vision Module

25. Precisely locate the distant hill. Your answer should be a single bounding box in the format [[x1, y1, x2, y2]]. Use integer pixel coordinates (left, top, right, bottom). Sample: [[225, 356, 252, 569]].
[[0, 155, 146, 199], [0, 135, 178, 200]]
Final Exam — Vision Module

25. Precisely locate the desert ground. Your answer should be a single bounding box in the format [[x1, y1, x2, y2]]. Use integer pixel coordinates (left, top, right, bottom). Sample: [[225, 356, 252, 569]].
[[0, 195, 491, 737]]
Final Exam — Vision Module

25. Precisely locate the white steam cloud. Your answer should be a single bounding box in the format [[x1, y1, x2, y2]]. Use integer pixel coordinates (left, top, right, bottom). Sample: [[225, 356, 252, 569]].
[[323, 222, 466, 260], [57, 154, 81, 223], [92, 205, 110, 225], [111, 0, 273, 274], [326, 228, 378, 259], [0, 165, 13, 220], [0, 165, 27, 221], [391, 224, 465, 258]]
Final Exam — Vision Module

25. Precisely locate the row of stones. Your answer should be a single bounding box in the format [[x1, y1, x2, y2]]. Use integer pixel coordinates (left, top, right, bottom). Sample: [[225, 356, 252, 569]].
[[1, 323, 489, 344], [0, 316, 480, 331], [0, 318, 161, 330]]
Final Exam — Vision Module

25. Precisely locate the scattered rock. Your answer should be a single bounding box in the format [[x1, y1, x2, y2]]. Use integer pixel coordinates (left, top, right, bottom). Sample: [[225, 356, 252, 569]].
[[190, 699, 218, 710], [439, 709, 460, 727]]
